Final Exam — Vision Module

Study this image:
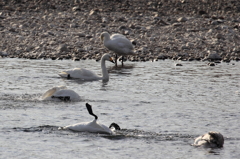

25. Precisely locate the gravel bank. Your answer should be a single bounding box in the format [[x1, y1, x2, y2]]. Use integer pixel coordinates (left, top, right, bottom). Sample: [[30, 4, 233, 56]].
[[0, 0, 240, 62]]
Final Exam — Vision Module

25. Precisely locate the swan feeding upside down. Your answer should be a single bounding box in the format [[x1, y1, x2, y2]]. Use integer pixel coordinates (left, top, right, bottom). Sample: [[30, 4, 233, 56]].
[[193, 131, 224, 148], [61, 103, 120, 134], [41, 86, 80, 102], [58, 53, 114, 81], [100, 32, 135, 67]]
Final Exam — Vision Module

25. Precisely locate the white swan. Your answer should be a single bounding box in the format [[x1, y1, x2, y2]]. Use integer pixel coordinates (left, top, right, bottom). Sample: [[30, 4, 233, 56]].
[[41, 86, 80, 102], [58, 53, 114, 81], [100, 32, 135, 66], [193, 131, 224, 148], [61, 103, 120, 134]]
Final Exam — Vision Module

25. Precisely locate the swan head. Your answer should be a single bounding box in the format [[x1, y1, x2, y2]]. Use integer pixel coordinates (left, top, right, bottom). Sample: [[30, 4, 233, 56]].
[[101, 53, 114, 63], [100, 32, 110, 42]]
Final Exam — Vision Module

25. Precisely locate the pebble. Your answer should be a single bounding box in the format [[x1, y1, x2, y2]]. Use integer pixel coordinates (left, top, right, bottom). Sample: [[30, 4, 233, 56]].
[[177, 17, 188, 22], [58, 44, 69, 52]]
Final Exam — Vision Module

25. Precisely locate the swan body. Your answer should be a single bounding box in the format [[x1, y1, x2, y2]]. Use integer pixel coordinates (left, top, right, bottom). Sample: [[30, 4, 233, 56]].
[[41, 86, 80, 102], [193, 131, 224, 148], [58, 53, 114, 81], [62, 103, 120, 134], [100, 32, 135, 66], [64, 119, 113, 134]]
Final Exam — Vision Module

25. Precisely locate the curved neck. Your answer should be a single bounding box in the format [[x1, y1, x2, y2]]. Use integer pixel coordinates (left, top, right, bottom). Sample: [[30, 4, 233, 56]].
[[103, 34, 110, 46], [101, 58, 109, 81]]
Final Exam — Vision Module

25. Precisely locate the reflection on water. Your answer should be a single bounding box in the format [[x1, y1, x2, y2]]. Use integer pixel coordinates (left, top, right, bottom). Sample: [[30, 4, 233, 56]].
[[0, 58, 240, 158]]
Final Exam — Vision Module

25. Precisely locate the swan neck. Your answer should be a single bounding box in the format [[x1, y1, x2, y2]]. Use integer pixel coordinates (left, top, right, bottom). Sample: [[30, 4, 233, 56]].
[[101, 58, 109, 81]]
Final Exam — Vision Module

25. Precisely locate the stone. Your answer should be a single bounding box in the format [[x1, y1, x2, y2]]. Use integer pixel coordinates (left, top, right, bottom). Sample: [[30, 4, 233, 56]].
[[177, 17, 188, 22], [206, 53, 222, 61], [72, 6, 80, 11], [58, 44, 69, 52]]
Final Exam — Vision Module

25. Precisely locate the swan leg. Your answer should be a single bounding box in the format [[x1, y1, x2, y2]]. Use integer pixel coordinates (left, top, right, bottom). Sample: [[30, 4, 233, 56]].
[[67, 74, 71, 79], [121, 56, 124, 67], [115, 54, 118, 67]]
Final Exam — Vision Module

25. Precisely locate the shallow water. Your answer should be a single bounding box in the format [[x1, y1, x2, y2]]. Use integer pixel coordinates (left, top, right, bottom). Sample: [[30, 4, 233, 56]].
[[0, 58, 239, 159]]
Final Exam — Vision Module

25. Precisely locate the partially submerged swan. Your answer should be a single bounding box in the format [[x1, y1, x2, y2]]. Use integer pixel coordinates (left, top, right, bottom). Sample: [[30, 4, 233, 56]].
[[58, 53, 114, 81], [100, 32, 135, 66], [62, 103, 120, 134], [193, 131, 224, 148], [41, 86, 80, 102]]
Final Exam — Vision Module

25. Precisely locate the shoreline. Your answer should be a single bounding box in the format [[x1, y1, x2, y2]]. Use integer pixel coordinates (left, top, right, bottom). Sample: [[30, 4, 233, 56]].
[[0, 0, 240, 62]]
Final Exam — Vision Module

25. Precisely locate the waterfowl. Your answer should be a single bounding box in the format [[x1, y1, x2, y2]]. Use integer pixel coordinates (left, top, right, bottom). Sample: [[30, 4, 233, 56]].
[[193, 131, 224, 148], [41, 86, 80, 102], [100, 32, 135, 67], [58, 53, 114, 81], [62, 103, 120, 134]]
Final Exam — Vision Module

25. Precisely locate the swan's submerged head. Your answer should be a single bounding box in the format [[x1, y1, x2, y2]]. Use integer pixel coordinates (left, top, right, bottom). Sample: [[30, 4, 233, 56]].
[[109, 123, 121, 130], [193, 131, 224, 148], [208, 131, 224, 148]]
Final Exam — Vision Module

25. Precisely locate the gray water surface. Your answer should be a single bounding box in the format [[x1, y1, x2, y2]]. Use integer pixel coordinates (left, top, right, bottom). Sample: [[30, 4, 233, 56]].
[[0, 58, 239, 159]]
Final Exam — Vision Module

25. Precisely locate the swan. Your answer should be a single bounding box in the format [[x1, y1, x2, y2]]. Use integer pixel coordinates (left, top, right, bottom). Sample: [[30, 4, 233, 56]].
[[100, 32, 135, 66], [61, 103, 120, 134], [41, 86, 80, 102], [58, 53, 114, 81], [193, 131, 224, 148]]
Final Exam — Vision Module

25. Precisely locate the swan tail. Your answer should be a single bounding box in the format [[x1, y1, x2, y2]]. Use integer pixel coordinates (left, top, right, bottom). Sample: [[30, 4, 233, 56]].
[[58, 72, 69, 78]]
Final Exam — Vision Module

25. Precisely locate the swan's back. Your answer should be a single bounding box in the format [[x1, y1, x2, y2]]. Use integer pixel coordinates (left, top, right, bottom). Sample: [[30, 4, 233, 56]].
[[64, 119, 112, 134], [59, 68, 100, 80], [104, 33, 134, 55], [41, 86, 66, 99], [41, 86, 80, 101], [193, 131, 224, 148]]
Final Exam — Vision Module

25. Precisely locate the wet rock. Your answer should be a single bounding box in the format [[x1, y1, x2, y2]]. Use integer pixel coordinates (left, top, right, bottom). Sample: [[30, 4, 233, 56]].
[[175, 63, 183, 66], [0, 51, 8, 56], [205, 52, 222, 61], [78, 33, 86, 37], [208, 62, 215, 66], [72, 6, 80, 12], [58, 44, 69, 52], [216, 33, 225, 39]]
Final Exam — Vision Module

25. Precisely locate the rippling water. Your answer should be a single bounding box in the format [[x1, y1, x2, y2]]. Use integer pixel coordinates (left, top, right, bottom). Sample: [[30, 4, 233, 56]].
[[0, 58, 239, 159]]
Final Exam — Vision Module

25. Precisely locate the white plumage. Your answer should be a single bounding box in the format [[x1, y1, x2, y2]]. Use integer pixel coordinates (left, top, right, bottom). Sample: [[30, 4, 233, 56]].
[[193, 131, 224, 148], [100, 32, 135, 66], [58, 53, 114, 81], [63, 118, 113, 134], [62, 103, 120, 134], [41, 86, 80, 102]]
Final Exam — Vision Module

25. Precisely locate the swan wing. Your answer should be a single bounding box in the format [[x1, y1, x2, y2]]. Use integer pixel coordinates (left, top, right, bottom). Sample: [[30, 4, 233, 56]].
[[59, 68, 100, 79], [41, 86, 67, 100], [53, 89, 80, 101], [64, 120, 112, 134], [105, 37, 134, 55], [111, 34, 127, 39]]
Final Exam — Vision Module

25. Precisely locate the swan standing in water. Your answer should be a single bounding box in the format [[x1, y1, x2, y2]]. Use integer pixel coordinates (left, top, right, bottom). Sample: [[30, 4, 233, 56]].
[[61, 103, 120, 134], [58, 53, 114, 81], [100, 32, 135, 67], [193, 131, 224, 148], [41, 86, 80, 102]]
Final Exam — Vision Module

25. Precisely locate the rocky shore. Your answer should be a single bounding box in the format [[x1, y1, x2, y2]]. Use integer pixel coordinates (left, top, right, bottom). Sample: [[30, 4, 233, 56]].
[[0, 0, 240, 62]]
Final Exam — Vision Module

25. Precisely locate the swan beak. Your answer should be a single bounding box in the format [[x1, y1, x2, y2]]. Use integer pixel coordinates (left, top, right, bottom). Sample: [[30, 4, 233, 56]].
[[109, 57, 115, 63]]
